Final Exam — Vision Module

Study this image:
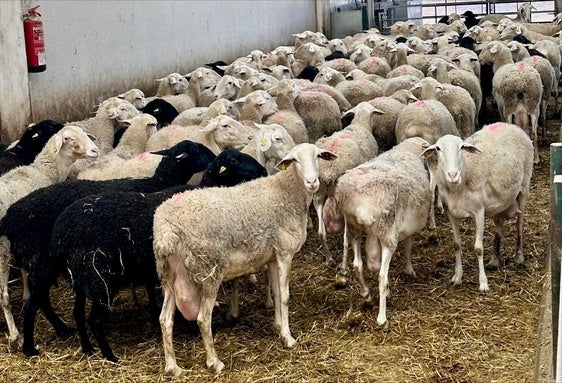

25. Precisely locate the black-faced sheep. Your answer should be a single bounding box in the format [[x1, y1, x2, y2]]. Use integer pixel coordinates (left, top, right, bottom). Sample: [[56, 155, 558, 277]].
[[0, 140, 215, 356], [51, 149, 267, 362]]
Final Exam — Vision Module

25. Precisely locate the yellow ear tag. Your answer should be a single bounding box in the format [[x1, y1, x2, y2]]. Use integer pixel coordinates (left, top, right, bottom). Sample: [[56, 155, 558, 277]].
[[219, 166, 227, 174], [260, 138, 268, 148], [27, 122, 36, 128], [32, 133, 39, 138]]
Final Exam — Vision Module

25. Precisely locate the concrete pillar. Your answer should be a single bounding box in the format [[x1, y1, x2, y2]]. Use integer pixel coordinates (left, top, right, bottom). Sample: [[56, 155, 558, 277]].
[[0, 0, 32, 144]]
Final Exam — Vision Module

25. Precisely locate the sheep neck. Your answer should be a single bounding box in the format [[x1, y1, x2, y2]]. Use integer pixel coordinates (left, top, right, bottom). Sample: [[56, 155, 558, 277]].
[[33, 147, 76, 182], [240, 104, 263, 122], [275, 93, 296, 111]]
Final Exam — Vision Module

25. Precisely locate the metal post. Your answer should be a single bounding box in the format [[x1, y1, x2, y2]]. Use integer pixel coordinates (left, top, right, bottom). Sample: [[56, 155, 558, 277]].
[[552, 143, 562, 379]]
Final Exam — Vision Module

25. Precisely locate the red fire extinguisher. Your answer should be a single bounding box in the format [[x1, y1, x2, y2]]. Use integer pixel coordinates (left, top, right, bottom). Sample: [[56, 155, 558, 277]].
[[23, 5, 46, 73]]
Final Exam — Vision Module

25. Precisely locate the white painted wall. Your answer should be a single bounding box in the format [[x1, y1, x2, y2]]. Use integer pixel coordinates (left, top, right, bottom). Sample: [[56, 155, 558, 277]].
[[23, 0, 317, 125], [0, 1, 31, 143]]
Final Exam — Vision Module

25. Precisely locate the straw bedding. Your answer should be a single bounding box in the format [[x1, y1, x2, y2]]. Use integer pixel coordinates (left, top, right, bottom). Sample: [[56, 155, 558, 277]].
[[0, 121, 556, 383]]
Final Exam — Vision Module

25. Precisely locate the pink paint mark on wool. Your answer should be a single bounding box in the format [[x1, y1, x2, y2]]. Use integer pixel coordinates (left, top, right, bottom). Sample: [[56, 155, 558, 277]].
[[414, 100, 425, 107], [137, 152, 148, 160], [329, 132, 353, 153], [517, 62, 527, 70], [486, 122, 504, 133], [532, 56, 539, 65], [401, 66, 408, 73], [172, 190, 190, 202]]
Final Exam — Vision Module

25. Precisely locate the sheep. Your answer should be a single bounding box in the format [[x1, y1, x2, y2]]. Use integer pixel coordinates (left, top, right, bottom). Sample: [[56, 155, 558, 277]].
[[265, 79, 308, 144], [328, 38, 349, 56], [223, 63, 259, 81], [147, 113, 251, 153], [345, 68, 387, 86], [499, 23, 560, 44], [382, 74, 420, 96], [291, 42, 325, 75], [0, 139, 216, 356], [314, 102, 382, 261], [349, 44, 373, 64], [117, 88, 146, 109], [70, 97, 140, 155], [204, 60, 229, 76], [296, 65, 320, 81], [139, 98, 179, 128], [334, 136, 431, 326], [296, 80, 352, 112], [172, 98, 240, 127], [426, 56, 482, 118], [387, 42, 415, 69], [162, 67, 221, 112], [506, 42, 557, 127], [357, 56, 392, 77], [389, 88, 418, 105], [319, 58, 357, 75], [75, 114, 158, 180], [478, 42, 543, 163], [478, 3, 535, 25], [520, 21, 562, 37], [293, 89, 342, 142], [420, 122, 534, 292], [406, 36, 432, 54], [51, 149, 267, 362], [154, 73, 189, 97], [313, 67, 383, 107], [235, 89, 279, 135], [261, 65, 293, 80], [366, 96, 408, 151], [386, 64, 425, 79], [237, 72, 279, 98], [240, 123, 296, 173], [413, 76, 476, 138], [0, 120, 64, 175], [0, 125, 99, 346], [153, 142, 337, 375]]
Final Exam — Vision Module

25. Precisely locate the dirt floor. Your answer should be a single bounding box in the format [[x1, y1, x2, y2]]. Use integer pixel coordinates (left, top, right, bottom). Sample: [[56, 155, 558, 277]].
[[0, 120, 558, 383]]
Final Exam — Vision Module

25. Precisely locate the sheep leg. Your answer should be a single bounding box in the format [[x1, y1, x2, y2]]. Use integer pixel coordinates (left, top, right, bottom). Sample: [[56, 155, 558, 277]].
[[88, 302, 117, 362], [428, 168, 438, 229], [226, 278, 240, 321], [21, 269, 30, 303], [160, 283, 181, 377], [448, 213, 464, 286], [0, 258, 19, 344], [376, 245, 394, 327], [274, 255, 296, 348], [262, 265, 274, 309], [473, 210, 489, 292], [402, 237, 416, 278], [268, 261, 282, 331], [532, 113, 540, 164], [353, 234, 370, 303], [197, 289, 224, 373], [22, 291, 41, 356], [145, 282, 159, 326], [335, 217, 350, 286], [314, 195, 331, 263], [488, 218, 503, 270], [73, 289, 95, 356], [515, 192, 528, 265]]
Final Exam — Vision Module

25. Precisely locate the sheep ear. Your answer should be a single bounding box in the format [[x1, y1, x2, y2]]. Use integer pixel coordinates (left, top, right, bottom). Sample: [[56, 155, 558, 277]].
[[155, 77, 166, 83], [119, 119, 133, 126], [274, 158, 293, 171], [216, 65, 229, 71], [461, 143, 482, 154], [53, 134, 64, 153], [515, 26, 522, 35], [169, 77, 178, 85], [259, 134, 272, 152], [233, 96, 247, 105], [150, 148, 170, 156], [117, 93, 126, 99], [87, 133, 98, 142], [420, 144, 437, 158], [490, 45, 498, 54], [372, 107, 385, 116], [317, 149, 337, 161]]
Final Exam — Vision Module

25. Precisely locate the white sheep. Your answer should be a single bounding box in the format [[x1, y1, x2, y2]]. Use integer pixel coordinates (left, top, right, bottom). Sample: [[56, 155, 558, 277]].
[[237, 72, 279, 98], [478, 41, 543, 163], [154, 73, 189, 97], [0, 125, 99, 344], [420, 122, 534, 292], [153, 143, 337, 375], [314, 102, 382, 260], [162, 67, 221, 112], [334, 136, 431, 326], [235, 89, 279, 135], [117, 88, 147, 109], [172, 98, 240, 127], [314, 67, 383, 107], [265, 79, 309, 144], [76, 114, 158, 180], [240, 123, 296, 173]]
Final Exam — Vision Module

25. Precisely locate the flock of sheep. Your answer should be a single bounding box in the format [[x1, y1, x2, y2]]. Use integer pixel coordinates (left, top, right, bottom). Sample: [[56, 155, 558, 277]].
[[0, 3, 556, 375]]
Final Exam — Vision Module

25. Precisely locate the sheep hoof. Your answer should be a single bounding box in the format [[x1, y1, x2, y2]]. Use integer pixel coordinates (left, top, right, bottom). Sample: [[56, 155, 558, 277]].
[[165, 365, 183, 377], [82, 345, 95, 356], [22, 345, 40, 357], [207, 359, 225, 373], [282, 335, 297, 348], [334, 271, 348, 288], [478, 283, 490, 292], [104, 353, 119, 363], [485, 258, 500, 271], [376, 320, 389, 331]]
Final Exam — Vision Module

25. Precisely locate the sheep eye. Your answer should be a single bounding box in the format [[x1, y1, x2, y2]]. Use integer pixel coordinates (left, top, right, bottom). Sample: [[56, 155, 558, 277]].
[[435, 146, 441, 152], [227, 81, 232, 85], [221, 124, 230, 128]]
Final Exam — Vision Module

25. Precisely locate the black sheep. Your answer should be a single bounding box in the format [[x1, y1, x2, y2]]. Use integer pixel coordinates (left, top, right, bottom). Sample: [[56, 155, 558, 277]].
[[205, 60, 229, 76], [52, 148, 267, 362], [324, 50, 348, 61], [139, 98, 179, 128], [296, 65, 320, 82], [462, 11, 479, 29], [0, 120, 64, 175], [0, 140, 216, 357]]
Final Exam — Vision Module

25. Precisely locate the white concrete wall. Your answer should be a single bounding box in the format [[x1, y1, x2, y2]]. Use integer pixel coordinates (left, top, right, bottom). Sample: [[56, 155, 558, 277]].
[[0, 1, 32, 143], [24, 0, 317, 125]]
